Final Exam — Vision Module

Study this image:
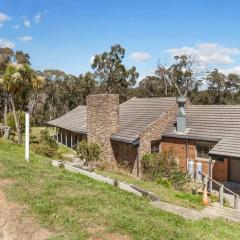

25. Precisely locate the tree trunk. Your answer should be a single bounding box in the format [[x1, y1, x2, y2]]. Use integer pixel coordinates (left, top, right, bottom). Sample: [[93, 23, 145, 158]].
[[9, 96, 23, 144], [4, 96, 8, 126]]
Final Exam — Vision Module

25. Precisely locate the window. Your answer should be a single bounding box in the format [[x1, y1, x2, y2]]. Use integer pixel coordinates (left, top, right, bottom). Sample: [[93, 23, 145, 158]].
[[151, 141, 160, 153], [196, 142, 215, 159], [213, 156, 224, 162]]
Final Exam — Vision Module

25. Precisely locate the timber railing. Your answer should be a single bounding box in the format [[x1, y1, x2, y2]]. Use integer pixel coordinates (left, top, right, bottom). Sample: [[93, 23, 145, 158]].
[[199, 171, 239, 209]]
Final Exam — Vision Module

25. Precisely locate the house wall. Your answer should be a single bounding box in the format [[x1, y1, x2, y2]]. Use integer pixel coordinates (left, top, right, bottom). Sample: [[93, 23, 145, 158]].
[[111, 140, 138, 172], [161, 137, 229, 183], [133, 103, 178, 176]]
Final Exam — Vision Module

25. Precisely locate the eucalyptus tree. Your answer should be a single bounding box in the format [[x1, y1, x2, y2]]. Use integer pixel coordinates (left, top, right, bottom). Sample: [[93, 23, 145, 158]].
[[91, 44, 139, 102], [155, 55, 203, 97]]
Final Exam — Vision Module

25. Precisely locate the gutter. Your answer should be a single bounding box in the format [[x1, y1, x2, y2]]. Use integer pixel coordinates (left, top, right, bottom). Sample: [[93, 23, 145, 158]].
[[162, 133, 220, 143]]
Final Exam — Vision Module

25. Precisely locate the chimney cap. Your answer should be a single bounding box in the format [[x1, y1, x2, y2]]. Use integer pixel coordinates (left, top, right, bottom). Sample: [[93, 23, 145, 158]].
[[176, 96, 187, 104]]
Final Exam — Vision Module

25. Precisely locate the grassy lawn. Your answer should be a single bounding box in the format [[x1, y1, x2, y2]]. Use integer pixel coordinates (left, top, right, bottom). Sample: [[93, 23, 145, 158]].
[[0, 139, 240, 239], [96, 169, 203, 210]]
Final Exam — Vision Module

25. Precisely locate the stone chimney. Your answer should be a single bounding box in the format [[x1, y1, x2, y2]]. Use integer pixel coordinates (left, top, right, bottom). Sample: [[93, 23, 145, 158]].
[[86, 94, 119, 162], [176, 96, 186, 133]]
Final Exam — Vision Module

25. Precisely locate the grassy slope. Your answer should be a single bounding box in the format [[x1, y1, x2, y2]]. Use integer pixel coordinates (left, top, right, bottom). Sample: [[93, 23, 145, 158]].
[[31, 127, 202, 209], [0, 139, 240, 240], [96, 169, 203, 209]]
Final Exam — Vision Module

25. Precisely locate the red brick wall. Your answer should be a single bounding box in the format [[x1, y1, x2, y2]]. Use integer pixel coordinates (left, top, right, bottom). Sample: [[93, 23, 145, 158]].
[[161, 137, 229, 182], [212, 159, 228, 182]]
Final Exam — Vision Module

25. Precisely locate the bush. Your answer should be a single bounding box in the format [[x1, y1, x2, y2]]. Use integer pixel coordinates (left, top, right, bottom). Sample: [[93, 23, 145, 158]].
[[7, 111, 25, 132], [141, 149, 188, 189], [31, 143, 57, 158], [39, 129, 58, 150], [76, 140, 100, 165], [31, 129, 59, 158]]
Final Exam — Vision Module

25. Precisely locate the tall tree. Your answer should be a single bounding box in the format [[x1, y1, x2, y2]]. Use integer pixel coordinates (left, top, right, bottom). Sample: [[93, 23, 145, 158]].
[[155, 55, 203, 97], [206, 69, 226, 104], [91, 44, 139, 101], [0, 48, 14, 125]]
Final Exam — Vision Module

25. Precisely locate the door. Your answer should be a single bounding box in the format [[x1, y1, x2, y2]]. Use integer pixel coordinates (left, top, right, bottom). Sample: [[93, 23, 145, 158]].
[[229, 159, 240, 183]]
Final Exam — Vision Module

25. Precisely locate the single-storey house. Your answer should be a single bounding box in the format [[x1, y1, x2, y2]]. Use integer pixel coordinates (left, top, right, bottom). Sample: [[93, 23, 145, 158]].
[[48, 94, 240, 184]]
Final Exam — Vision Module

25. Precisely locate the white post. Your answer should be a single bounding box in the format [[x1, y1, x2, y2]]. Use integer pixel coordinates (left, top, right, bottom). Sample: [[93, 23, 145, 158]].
[[25, 112, 30, 161]]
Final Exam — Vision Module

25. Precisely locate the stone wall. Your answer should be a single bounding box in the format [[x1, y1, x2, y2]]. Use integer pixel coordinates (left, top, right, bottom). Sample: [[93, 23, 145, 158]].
[[161, 137, 229, 183], [86, 94, 119, 162], [133, 102, 178, 176]]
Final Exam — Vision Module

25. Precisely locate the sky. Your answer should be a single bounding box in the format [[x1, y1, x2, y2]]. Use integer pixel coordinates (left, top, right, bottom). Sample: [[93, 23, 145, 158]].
[[1, 0, 240, 81]]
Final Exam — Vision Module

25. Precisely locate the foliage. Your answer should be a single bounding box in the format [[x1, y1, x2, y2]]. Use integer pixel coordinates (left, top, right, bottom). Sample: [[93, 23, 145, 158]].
[[154, 55, 203, 97], [141, 150, 188, 189], [76, 140, 100, 165], [31, 143, 57, 158], [7, 111, 25, 133], [0, 48, 45, 144], [2, 47, 240, 130], [39, 128, 58, 150], [92, 44, 139, 102], [30, 128, 58, 158]]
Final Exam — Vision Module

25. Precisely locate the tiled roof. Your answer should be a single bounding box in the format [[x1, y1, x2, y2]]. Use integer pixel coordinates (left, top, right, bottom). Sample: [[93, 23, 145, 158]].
[[48, 97, 177, 143], [163, 105, 240, 158], [209, 137, 240, 158], [111, 97, 176, 143], [48, 106, 87, 134]]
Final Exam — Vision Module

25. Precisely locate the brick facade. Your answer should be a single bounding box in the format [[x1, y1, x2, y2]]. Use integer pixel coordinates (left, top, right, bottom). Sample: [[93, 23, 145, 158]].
[[132, 103, 178, 175], [161, 137, 229, 183], [86, 94, 119, 162]]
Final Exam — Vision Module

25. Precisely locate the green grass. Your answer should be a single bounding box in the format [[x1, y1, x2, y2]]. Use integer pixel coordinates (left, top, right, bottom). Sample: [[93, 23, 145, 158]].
[[0, 139, 240, 239], [96, 169, 203, 209]]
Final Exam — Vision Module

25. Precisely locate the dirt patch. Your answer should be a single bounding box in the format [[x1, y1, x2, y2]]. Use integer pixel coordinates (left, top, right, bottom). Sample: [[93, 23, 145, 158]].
[[87, 226, 131, 240], [0, 179, 52, 240]]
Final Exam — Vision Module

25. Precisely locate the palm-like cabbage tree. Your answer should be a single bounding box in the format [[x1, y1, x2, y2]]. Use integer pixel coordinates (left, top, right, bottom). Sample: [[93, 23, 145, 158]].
[[0, 64, 24, 143]]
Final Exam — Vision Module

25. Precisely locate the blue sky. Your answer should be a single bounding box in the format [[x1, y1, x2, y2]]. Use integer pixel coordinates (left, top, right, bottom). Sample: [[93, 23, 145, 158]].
[[1, 0, 240, 81]]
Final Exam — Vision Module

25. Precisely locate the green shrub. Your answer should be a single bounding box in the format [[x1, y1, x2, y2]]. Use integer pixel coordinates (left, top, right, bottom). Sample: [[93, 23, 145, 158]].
[[7, 111, 25, 132], [39, 129, 58, 150], [76, 140, 100, 165], [31, 143, 57, 158], [141, 150, 188, 189]]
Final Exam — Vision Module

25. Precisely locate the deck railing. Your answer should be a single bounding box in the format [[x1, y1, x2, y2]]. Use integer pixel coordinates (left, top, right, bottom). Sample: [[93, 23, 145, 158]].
[[199, 171, 239, 209]]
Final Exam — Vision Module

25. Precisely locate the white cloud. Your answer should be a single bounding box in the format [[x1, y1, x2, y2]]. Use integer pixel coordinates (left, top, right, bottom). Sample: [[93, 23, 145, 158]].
[[22, 17, 31, 27], [0, 12, 10, 22], [13, 24, 19, 29], [17, 36, 32, 42], [0, 38, 15, 48], [220, 66, 240, 75], [130, 52, 152, 62], [33, 12, 42, 23], [90, 56, 95, 64], [33, 10, 47, 23], [167, 43, 240, 65]]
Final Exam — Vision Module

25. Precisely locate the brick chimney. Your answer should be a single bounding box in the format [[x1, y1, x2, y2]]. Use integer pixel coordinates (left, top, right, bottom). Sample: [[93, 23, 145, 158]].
[[86, 94, 119, 161], [176, 96, 186, 133]]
